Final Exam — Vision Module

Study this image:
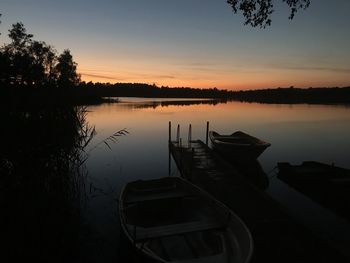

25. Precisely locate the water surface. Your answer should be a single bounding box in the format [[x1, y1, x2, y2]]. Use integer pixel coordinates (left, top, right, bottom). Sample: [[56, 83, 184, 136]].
[[83, 98, 350, 261]]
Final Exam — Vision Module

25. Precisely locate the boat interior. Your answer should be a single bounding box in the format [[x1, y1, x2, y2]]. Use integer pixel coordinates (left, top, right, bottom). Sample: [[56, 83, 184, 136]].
[[121, 178, 244, 262], [211, 131, 265, 145]]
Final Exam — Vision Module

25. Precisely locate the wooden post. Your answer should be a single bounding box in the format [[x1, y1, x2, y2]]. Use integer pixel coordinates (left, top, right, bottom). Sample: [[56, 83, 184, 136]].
[[177, 124, 180, 143], [188, 124, 192, 148], [179, 138, 183, 174], [168, 121, 171, 142], [206, 121, 209, 145], [168, 149, 171, 176], [190, 147, 194, 175], [168, 122, 171, 176]]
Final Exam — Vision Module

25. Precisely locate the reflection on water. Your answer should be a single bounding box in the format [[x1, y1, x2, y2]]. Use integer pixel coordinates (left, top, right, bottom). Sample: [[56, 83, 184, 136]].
[[117, 97, 227, 109], [84, 98, 350, 261]]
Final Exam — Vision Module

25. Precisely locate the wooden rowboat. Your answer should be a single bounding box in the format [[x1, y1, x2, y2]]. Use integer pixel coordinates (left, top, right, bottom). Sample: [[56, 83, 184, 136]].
[[119, 177, 253, 263], [209, 131, 271, 160], [278, 161, 350, 220]]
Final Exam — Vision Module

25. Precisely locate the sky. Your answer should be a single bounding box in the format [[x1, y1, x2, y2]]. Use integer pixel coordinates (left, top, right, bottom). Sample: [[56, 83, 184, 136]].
[[0, 0, 349, 90]]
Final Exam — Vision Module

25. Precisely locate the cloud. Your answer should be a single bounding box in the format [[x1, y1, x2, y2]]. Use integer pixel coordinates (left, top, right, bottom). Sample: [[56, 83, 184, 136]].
[[294, 66, 350, 74], [156, 75, 175, 79], [176, 61, 222, 73], [80, 71, 176, 81], [268, 63, 350, 74], [81, 73, 125, 81], [123, 72, 176, 80]]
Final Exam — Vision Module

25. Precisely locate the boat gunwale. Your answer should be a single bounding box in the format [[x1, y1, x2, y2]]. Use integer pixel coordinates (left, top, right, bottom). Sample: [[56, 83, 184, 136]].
[[119, 177, 254, 263], [209, 131, 271, 148]]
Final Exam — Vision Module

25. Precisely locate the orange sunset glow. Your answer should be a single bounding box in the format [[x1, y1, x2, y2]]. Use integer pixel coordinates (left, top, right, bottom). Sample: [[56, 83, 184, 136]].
[[3, 1, 347, 90]]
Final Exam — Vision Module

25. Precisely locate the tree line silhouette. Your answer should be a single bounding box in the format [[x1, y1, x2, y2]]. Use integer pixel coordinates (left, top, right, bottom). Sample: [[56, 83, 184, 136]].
[[77, 82, 232, 99], [0, 22, 79, 87], [230, 86, 350, 104], [0, 20, 101, 105], [75, 82, 350, 105]]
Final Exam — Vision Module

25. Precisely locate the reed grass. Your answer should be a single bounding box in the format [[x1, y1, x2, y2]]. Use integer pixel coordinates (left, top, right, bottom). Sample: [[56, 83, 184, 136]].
[[0, 102, 96, 261]]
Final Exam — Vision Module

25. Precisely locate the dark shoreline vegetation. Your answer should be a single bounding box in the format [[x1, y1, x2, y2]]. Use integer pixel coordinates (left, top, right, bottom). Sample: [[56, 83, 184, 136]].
[[0, 22, 97, 262], [1, 101, 95, 261], [76, 83, 350, 105], [2, 84, 350, 108]]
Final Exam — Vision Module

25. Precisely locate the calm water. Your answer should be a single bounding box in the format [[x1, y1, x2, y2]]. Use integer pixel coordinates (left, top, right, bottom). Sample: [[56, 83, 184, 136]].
[[82, 98, 350, 261]]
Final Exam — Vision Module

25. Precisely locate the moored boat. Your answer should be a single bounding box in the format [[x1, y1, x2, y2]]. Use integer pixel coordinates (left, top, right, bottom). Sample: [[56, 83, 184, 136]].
[[278, 161, 350, 220], [119, 177, 253, 263], [277, 161, 350, 185], [209, 131, 271, 160]]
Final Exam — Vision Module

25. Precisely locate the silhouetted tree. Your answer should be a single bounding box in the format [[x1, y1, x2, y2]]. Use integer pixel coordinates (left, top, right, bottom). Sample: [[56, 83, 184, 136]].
[[7, 22, 33, 52], [0, 21, 81, 87], [0, 17, 6, 83], [227, 0, 311, 27], [2, 22, 34, 85], [0, 51, 11, 84], [56, 49, 80, 87], [29, 41, 58, 85]]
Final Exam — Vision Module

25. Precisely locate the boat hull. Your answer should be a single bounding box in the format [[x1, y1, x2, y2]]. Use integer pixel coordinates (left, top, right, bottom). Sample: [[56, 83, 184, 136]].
[[119, 177, 253, 263], [209, 131, 271, 160], [278, 161, 350, 220]]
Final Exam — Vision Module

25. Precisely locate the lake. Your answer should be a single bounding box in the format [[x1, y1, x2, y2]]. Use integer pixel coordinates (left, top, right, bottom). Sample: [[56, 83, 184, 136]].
[[82, 98, 350, 261]]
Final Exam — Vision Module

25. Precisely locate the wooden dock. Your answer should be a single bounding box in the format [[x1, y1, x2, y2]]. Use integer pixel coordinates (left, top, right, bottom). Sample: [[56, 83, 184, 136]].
[[169, 139, 349, 263]]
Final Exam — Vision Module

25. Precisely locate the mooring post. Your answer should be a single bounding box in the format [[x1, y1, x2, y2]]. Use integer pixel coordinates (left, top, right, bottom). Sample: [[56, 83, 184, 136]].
[[179, 138, 183, 172], [168, 121, 171, 143], [206, 121, 209, 145], [168, 149, 171, 176], [168, 121, 171, 176], [190, 147, 194, 174], [177, 124, 180, 143], [188, 124, 192, 148]]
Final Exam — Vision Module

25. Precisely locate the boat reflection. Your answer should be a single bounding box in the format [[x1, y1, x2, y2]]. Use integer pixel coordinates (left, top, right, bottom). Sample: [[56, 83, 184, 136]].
[[209, 141, 269, 189], [227, 159, 269, 190]]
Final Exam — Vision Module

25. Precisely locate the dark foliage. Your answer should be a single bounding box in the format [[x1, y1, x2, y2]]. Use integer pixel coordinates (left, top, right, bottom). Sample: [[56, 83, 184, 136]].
[[56, 49, 80, 87], [75, 82, 350, 105], [0, 20, 95, 262], [0, 22, 79, 87], [231, 86, 350, 104], [227, 0, 311, 27], [77, 81, 231, 99], [0, 99, 94, 262]]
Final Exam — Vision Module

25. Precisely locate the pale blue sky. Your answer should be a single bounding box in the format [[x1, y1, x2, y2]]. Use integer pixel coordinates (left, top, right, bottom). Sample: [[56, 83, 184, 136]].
[[1, 0, 349, 89]]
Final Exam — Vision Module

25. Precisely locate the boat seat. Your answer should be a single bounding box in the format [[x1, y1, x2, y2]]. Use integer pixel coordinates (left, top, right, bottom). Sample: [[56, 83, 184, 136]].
[[171, 253, 228, 263], [125, 191, 193, 204], [131, 220, 225, 241], [130, 184, 177, 193]]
